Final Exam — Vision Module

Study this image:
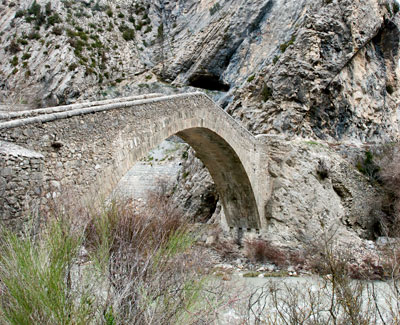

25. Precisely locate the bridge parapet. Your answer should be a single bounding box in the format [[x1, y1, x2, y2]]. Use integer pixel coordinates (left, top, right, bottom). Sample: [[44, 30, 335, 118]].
[[0, 94, 163, 122]]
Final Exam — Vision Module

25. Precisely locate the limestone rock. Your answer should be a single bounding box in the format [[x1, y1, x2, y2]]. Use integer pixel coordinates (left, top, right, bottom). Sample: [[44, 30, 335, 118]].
[[228, 0, 400, 142], [260, 136, 384, 248]]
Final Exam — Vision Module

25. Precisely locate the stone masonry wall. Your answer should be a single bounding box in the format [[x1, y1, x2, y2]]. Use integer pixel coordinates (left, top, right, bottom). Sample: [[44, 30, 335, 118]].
[[0, 141, 44, 231]]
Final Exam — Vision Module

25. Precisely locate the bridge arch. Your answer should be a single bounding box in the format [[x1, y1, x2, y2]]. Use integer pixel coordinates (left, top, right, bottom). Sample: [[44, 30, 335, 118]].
[[0, 93, 268, 230], [176, 127, 260, 229]]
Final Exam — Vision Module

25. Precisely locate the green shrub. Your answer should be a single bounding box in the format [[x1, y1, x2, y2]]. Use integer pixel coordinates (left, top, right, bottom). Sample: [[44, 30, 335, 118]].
[[69, 62, 78, 71], [28, 31, 41, 40], [386, 84, 394, 95], [10, 56, 18, 66], [280, 34, 296, 53], [91, 40, 103, 48], [394, 2, 400, 14], [273, 55, 279, 64], [25, 1, 46, 27], [77, 31, 88, 41], [7, 40, 21, 53], [261, 85, 273, 102], [22, 53, 31, 60], [135, 21, 143, 30], [28, 1, 41, 17], [106, 8, 113, 17], [0, 218, 94, 324], [157, 23, 164, 40], [18, 38, 28, 45], [247, 75, 255, 82], [356, 151, 381, 184], [122, 28, 135, 41], [15, 9, 25, 18], [69, 37, 86, 53], [45, 1, 52, 15], [52, 25, 63, 35], [47, 13, 62, 26], [385, 2, 393, 15], [209, 2, 221, 15], [66, 29, 76, 37]]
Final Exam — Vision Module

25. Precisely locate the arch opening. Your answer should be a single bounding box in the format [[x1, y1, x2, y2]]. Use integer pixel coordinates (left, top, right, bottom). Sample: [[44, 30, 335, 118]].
[[175, 127, 260, 229]]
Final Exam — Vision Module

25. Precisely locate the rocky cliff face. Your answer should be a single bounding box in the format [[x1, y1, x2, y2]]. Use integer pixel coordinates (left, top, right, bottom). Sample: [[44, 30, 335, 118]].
[[227, 0, 400, 143], [1, 0, 399, 246], [1, 0, 399, 142]]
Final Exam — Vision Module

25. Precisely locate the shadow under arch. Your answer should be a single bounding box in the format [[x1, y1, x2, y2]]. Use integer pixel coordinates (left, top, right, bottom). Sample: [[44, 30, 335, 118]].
[[176, 127, 260, 229]]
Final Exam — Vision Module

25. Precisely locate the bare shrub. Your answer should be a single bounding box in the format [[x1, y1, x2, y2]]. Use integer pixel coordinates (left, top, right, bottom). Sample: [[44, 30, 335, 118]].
[[288, 250, 307, 269], [0, 182, 227, 324], [240, 228, 400, 324], [244, 239, 288, 266], [84, 184, 225, 324], [212, 238, 240, 260], [209, 229, 241, 260], [376, 242, 400, 281], [380, 145, 400, 236]]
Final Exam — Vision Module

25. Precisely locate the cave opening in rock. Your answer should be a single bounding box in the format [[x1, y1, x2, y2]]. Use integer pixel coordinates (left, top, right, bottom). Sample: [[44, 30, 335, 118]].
[[188, 73, 230, 91]]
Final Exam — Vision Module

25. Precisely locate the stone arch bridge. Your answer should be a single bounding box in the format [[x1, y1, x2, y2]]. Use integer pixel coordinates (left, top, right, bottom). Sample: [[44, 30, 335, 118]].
[[0, 93, 272, 231]]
